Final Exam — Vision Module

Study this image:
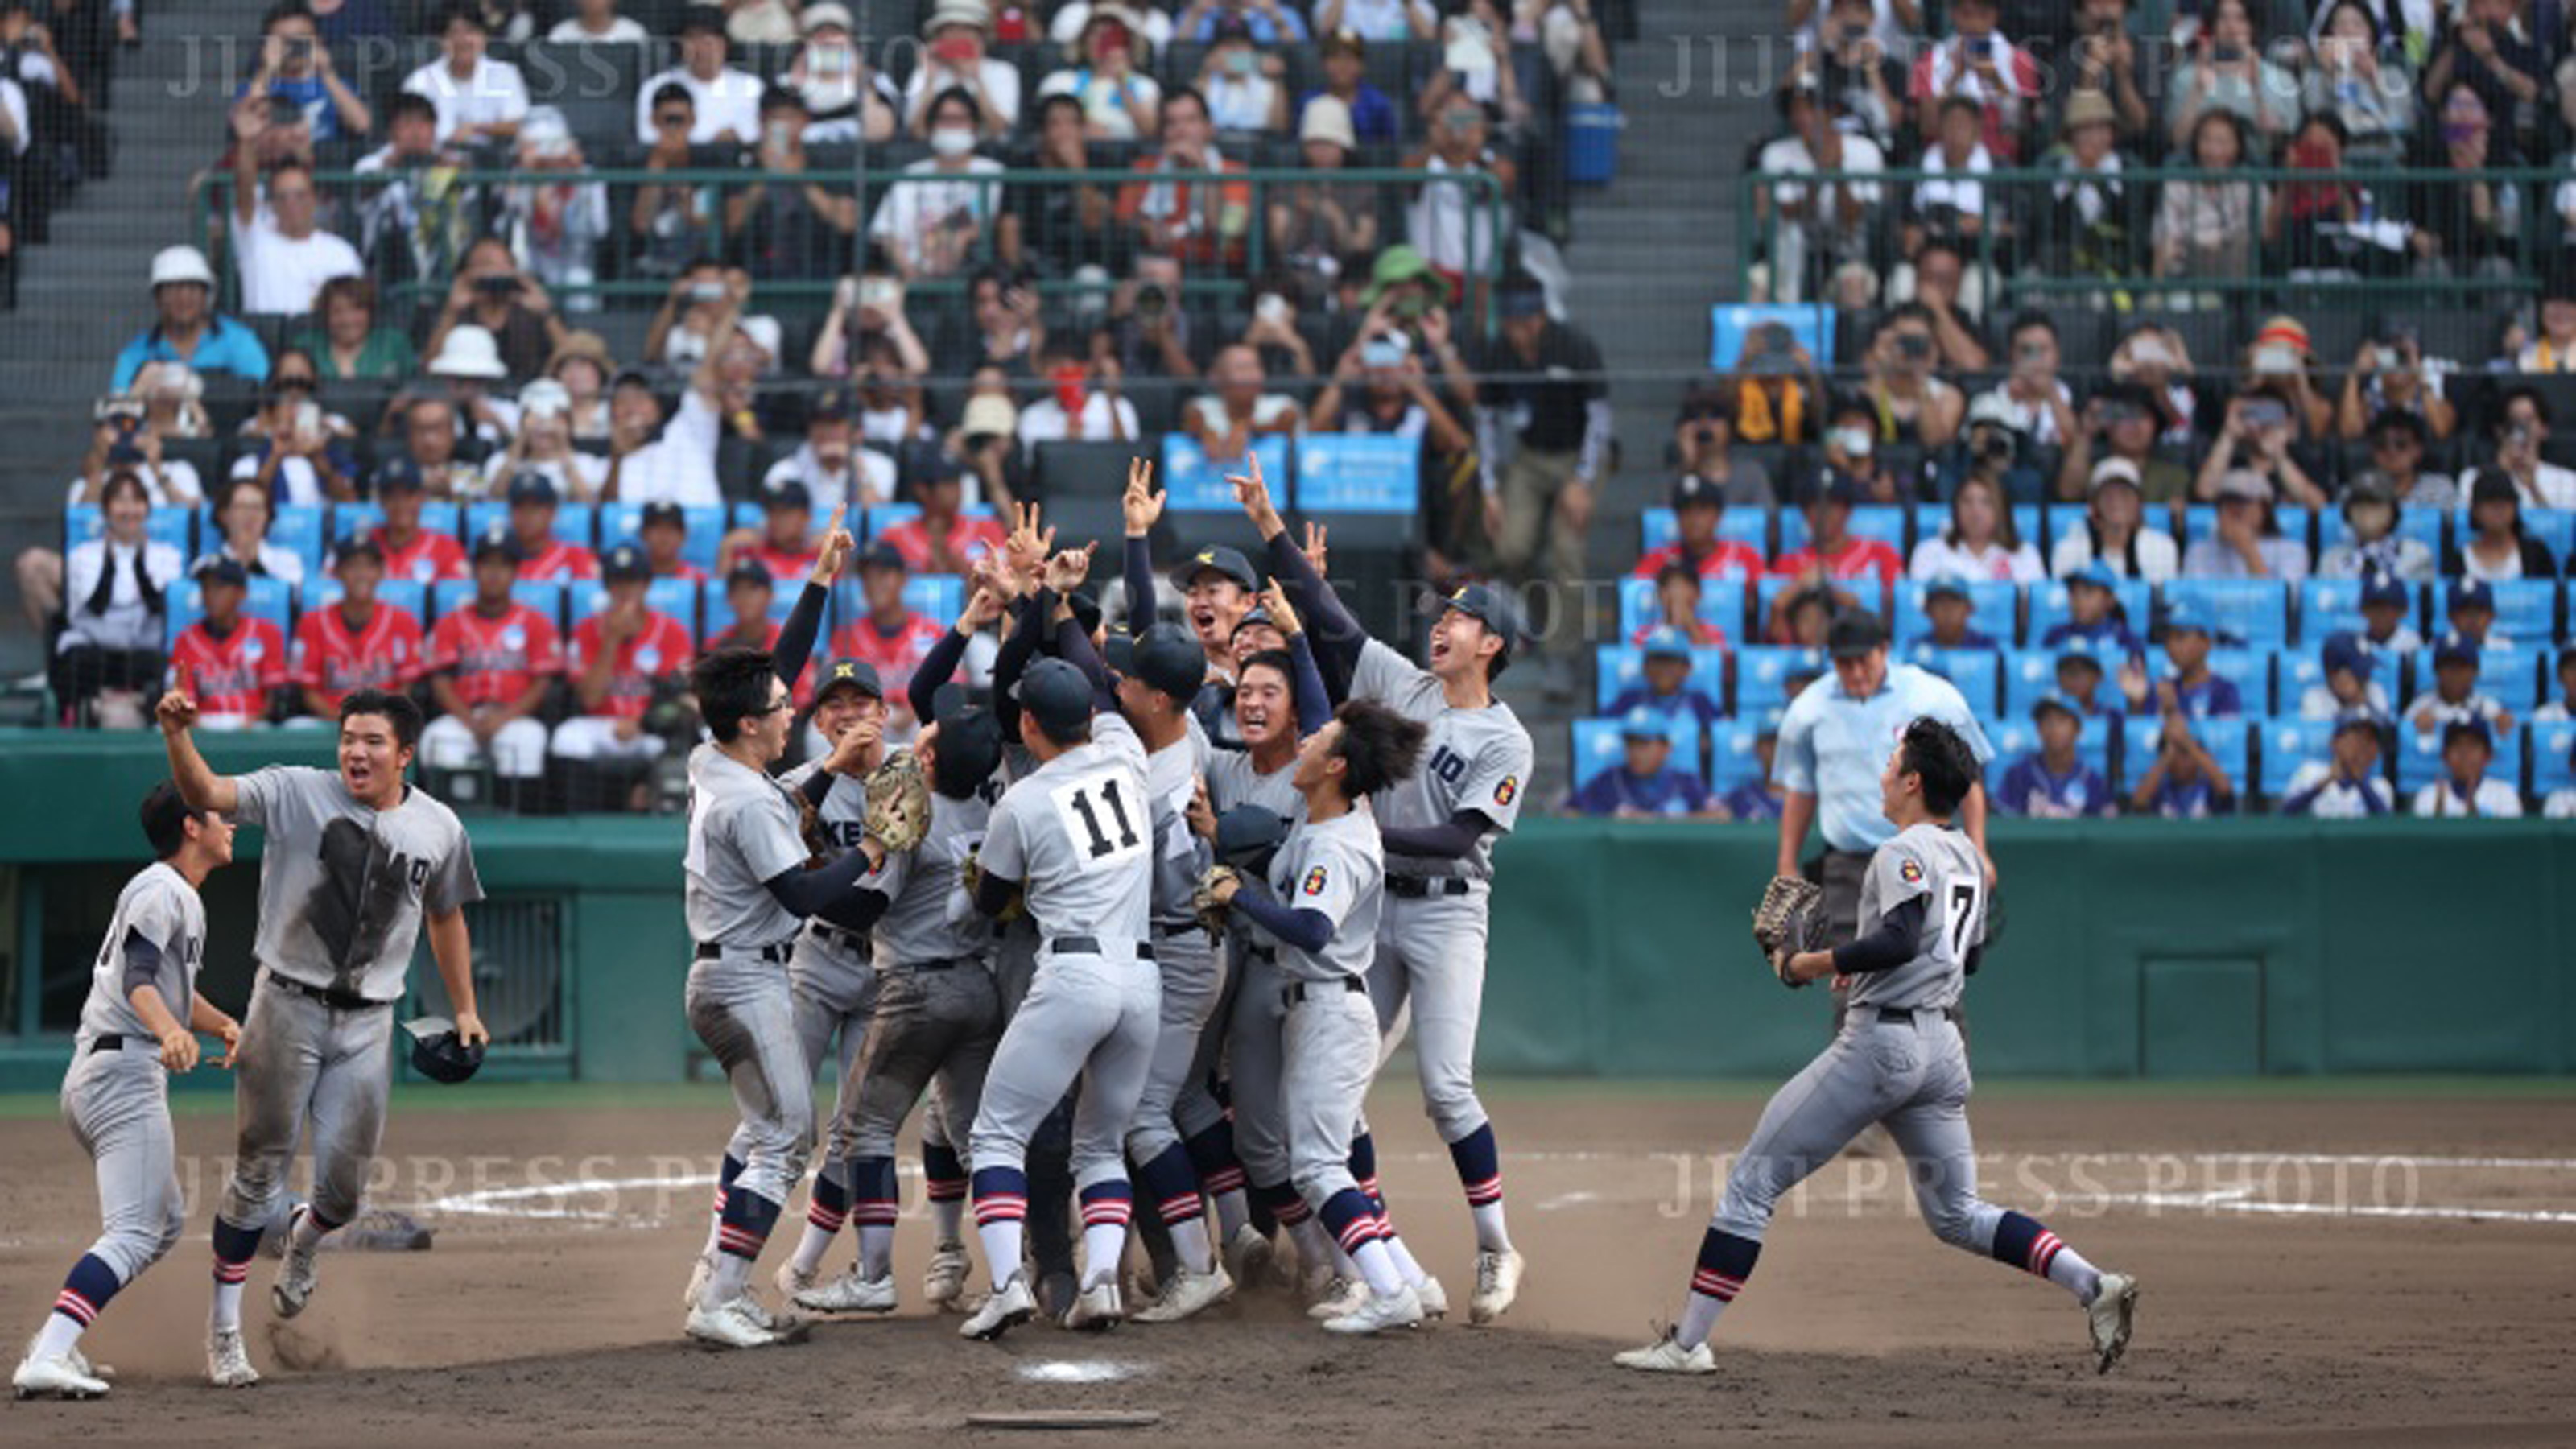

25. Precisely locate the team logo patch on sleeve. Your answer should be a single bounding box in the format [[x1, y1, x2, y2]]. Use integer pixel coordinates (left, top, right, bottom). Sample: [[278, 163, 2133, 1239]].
[[1899, 858, 1924, 885], [1302, 867, 1329, 896], [1494, 775, 1519, 806]]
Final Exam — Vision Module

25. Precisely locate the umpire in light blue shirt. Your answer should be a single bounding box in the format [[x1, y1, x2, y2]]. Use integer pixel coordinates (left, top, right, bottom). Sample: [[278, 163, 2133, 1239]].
[[1773, 610, 1996, 1026]]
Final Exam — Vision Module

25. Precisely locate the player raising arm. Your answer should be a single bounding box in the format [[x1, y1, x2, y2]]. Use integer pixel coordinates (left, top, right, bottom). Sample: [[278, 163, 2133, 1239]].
[[11, 783, 242, 1402], [159, 684, 485, 1389], [1616, 718, 2137, 1377]]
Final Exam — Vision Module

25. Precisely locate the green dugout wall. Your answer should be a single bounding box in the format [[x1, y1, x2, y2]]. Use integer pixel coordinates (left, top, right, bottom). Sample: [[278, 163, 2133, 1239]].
[[0, 733, 2569, 1087]]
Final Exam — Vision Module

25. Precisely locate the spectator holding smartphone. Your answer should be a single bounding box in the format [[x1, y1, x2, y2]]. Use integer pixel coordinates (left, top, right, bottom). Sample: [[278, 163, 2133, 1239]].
[[239, 1, 370, 142], [2337, 327, 2456, 442], [426, 235, 565, 382], [2458, 386, 2576, 511], [903, 0, 1021, 140], [1906, 0, 2037, 162]]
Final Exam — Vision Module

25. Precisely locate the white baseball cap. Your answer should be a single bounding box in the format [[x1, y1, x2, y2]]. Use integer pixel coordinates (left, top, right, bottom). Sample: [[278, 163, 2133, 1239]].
[[802, 1, 854, 33], [735, 313, 784, 361], [149, 245, 216, 290], [429, 324, 510, 380]]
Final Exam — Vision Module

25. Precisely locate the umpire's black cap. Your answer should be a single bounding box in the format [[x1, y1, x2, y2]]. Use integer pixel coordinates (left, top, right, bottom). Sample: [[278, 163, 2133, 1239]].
[[1133, 621, 1207, 703], [1014, 657, 1094, 737], [815, 657, 883, 702], [402, 1017, 484, 1085]]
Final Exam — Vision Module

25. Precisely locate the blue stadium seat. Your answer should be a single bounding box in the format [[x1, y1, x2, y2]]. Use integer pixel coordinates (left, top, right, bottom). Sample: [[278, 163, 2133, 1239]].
[[2314, 503, 2446, 559], [2438, 580, 2558, 644], [1160, 436, 1291, 510], [462, 500, 506, 543], [1710, 303, 1834, 372], [1901, 645, 2003, 716], [555, 502, 599, 550], [163, 575, 293, 650], [1890, 580, 2019, 647], [1294, 435, 1418, 513], [1706, 716, 1771, 795], [2026, 574, 2153, 646], [194, 503, 329, 575], [65, 505, 195, 555], [2531, 718, 2576, 796], [1774, 504, 1909, 558], [1638, 506, 1769, 558], [2116, 714, 2254, 796], [2256, 716, 2340, 797], [1568, 715, 1703, 794], [2410, 646, 2544, 713], [1734, 646, 1825, 716], [1616, 576, 1748, 642], [328, 501, 462, 542], [2000, 648, 2062, 716], [1591, 645, 1725, 715], [428, 580, 568, 633], [1981, 714, 2112, 801], [2394, 717, 2526, 798], [2156, 646, 2273, 714], [2178, 504, 2316, 555], [566, 577, 702, 633], [2470, 507, 2576, 563], [837, 574, 968, 627], [1752, 575, 1892, 637], [2163, 578, 2293, 649], [305, 578, 430, 626], [598, 502, 726, 569], [2298, 576, 2425, 646]]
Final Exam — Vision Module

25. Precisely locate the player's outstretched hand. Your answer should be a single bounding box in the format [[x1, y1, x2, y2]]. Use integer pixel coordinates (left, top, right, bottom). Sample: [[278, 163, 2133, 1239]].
[[455, 1009, 489, 1050], [157, 687, 200, 735], [815, 504, 854, 581], [1302, 521, 1329, 579], [157, 1026, 200, 1074], [1260, 581, 1302, 638], [1044, 543, 1096, 595], [1122, 456, 1164, 538], [1005, 502, 1054, 583], [1228, 448, 1283, 539]]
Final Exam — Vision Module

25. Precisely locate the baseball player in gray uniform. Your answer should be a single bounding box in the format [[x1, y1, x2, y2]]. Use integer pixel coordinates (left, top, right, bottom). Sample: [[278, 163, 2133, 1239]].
[[790, 700, 1008, 1316], [1207, 700, 1428, 1335], [758, 658, 892, 1307], [158, 685, 485, 1389], [959, 568, 1164, 1341], [1616, 718, 2139, 1376], [12, 783, 242, 1402], [675, 642, 901, 1349], [1234, 455, 1534, 1323]]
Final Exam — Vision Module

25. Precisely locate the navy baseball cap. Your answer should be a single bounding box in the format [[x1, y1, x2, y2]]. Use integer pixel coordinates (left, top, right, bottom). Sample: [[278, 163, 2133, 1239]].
[[1213, 803, 1292, 870], [1639, 624, 1691, 661], [2360, 568, 2411, 609], [601, 542, 651, 582], [1014, 656, 1094, 737], [196, 556, 250, 588], [2162, 604, 2211, 638], [2434, 631, 2479, 668], [402, 1017, 484, 1085], [1230, 605, 1279, 639], [815, 656, 884, 701], [2057, 645, 2103, 672], [505, 469, 558, 506], [1133, 621, 1208, 702], [471, 524, 521, 564], [2443, 716, 2493, 750], [856, 539, 906, 573], [331, 535, 383, 569], [1619, 705, 1666, 741], [2333, 712, 2383, 740], [2065, 561, 2116, 591], [807, 390, 852, 424], [1798, 467, 1861, 509], [1103, 632, 1137, 675], [931, 699, 1002, 791], [1670, 473, 1724, 510], [2320, 630, 2373, 679], [1171, 545, 1257, 592], [2447, 578, 2496, 614], [639, 500, 687, 530], [1438, 582, 1525, 646], [2032, 692, 2080, 723], [727, 559, 774, 590], [1926, 577, 1971, 604], [765, 479, 813, 513], [1826, 609, 1887, 658], [373, 455, 426, 494]]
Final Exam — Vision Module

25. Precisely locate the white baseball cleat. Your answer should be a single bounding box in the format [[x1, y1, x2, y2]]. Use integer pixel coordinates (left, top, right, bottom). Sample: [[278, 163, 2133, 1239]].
[[1469, 1248, 1524, 1325], [923, 1241, 972, 1311], [1223, 1224, 1277, 1291], [685, 1294, 791, 1349], [1322, 1283, 1423, 1336], [683, 1253, 713, 1311], [205, 1326, 261, 1389], [959, 1274, 1036, 1342], [794, 1269, 898, 1315], [1305, 1274, 1365, 1320], [2088, 1272, 2140, 1373], [1614, 1332, 1716, 1375], [19, 1336, 112, 1383], [1063, 1279, 1125, 1331], [270, 1208, 321, 1319], [13, 1352, 109, 1401], [1131, 1264, 1234, 1324], [1413, 1275, 1450, 1319]]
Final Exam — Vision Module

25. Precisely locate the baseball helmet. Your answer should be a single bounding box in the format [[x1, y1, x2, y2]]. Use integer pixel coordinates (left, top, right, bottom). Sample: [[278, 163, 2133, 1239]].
[[402, 1016, 485, 1084]]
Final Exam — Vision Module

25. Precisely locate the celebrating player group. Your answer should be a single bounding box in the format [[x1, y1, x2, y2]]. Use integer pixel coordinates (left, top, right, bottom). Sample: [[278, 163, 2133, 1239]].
[[16, 452, 2136, 1400]]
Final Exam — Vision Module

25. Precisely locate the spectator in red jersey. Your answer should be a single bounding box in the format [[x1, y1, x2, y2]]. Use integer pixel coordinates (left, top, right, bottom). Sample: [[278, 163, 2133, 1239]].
[[167, 558, 289, 728], [638, 499, 708, 582], [1770, 467, 1902, 586], [1633, 559, 1730, 646], [876, 458, 1005, 574], [551, 543, 692, 768], [360, 458, 469, 584], [502, 470, 601, 582], [718, 479, 823, 583], [828, 539, 945, 733], [421, 526, 562, 782], [293, 537, 425, 719], [1634, 473, 1764, 581]]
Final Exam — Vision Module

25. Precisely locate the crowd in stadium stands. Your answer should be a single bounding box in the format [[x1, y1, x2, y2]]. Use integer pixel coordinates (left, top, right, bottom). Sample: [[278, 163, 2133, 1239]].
[[8, 0, 1632, 814]]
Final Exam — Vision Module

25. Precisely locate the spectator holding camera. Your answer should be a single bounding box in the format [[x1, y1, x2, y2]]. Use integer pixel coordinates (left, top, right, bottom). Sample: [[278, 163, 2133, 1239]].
[[2192, 389, 2326, 508], [1977, 312, 2076, 456], [872, 87, 1006, 280], [1820, 394, 1900, 502], [231, 362, 355, 507], [1720, 322, 1822, 447], [2405, 81, 2525, 278], [427, 235, 564, 382], [1666, 378, 1773, 508], [635, 3, 761, 145], [2165, 0, 2297, 151], [1198, 15, 1290, 134], [1108, 251, 1203, 381], [1039, 8, 1162, 141], [1860, 304, 1963, 452], [631, 85, 718, 280], [68, 396, 204, 507], [1787, 0, 1904, 151], [2304, 0, 2416, 165], [904, 0, 1021, 140], [402, 2, 526, 147], [727, 88, 860, 282], [2058, 382, 2186, 507], [487, 378, 607, 499], [2422, 0, 2545, 151], [787, 3, 900, 144], [645, 258, 749, 369], [1406, 94, 1515, 303], [935, 265, 1047, 378], [2458, 386, 2576, 511], [2337, 327, 2456, 442], [1907, 0, 2037, 162], [240, 1, 369, 142], [1313, 322, 1469, 447]]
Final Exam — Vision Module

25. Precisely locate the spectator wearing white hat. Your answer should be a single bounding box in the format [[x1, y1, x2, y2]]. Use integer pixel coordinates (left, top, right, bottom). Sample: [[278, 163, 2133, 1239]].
[[109, 246, 270, 394], [487, 378, 609, 500], [634, 3, 763, 145], [1269, 94, 1377, 273], [2049, 455, 2180, 581], [425, 324, 520, 450], [427, 235, 568, 383], [903, 0, 1022, 139], [1038, 6, 1163, 141], [225, 104, 362, 316], [402, 1, 528, 146], [788, 2, 902, 144]]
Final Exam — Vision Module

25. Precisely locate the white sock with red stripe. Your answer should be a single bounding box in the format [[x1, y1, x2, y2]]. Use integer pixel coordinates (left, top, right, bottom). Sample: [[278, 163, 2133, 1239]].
[[786, 1160, 853, 1279], [1676, 1227, 1761, 1350], [700, 1154, 743, 1262], [208, 1216, 262, 1332], [32, 1254, 119, 1360], [972, 1166, 1029, 1292], [1994, 1212, 2104, 1304], [1077, 1182, 1135, 1290]]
